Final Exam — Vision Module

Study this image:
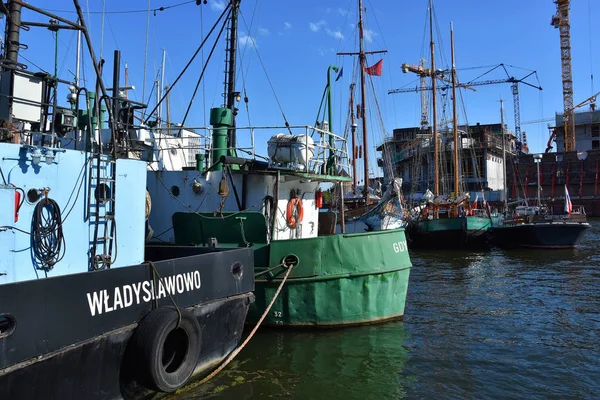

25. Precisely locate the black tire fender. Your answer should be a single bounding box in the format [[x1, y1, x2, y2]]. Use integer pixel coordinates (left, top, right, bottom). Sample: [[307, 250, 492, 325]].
[[130, 307, 202, 393]]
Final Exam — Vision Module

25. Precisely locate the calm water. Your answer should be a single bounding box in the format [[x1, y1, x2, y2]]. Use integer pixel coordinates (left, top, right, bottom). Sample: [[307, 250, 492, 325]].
[[176, 219, 600, 399]]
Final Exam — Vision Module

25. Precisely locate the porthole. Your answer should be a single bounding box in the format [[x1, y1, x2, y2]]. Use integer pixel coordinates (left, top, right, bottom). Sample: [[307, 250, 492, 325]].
[[27, 188, 40, 203], [0, 314, 16, 338]]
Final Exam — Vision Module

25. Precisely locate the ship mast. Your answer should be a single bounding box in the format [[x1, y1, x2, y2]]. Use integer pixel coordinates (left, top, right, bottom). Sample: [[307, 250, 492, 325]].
[[450, 22, 459, 198], [338, 0, 386, 201], [500, 99, 507, 211], [430, 0, 439, 197], [349, 83, 358, 190], [225, 0, 240, 149], [210, 0, 239, 170], [358, 0, 370, 200]]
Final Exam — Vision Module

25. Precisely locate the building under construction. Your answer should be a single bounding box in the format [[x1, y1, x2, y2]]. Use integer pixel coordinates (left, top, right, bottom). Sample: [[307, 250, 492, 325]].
[[378, 122, 515, 203], [507, 108, 600, 217]]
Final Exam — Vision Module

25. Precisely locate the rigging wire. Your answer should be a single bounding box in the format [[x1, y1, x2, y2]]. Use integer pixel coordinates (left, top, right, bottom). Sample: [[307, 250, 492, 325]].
[[238, 11, 292, 131], [235, 0, 259, 130], [181, 9, 230, 128], [99, 0, 106, 61], [142, 0, 151, 118], [143, 2, 232, 125], [43, 1, 196, 15]]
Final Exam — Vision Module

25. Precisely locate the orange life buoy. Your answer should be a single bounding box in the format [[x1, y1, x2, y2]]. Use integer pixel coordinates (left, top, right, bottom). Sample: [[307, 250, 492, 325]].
[[286, 198, 304, 228]]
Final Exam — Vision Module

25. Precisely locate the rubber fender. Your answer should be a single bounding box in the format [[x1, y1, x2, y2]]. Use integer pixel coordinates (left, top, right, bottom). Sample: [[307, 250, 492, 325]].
[[130, 307, 202, 392]]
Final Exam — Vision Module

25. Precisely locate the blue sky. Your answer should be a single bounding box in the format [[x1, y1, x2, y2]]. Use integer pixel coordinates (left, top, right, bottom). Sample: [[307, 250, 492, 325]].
[[11, 0, 600, 178]]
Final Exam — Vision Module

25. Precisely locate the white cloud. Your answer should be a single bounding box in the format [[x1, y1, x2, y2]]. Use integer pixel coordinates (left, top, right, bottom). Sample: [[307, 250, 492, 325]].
[[363, 28, 377, 43], [239, 34, 257, 48], [309, 20, 326, 32], [284, 22, 292, 30], [210, 0, 226, 12], [338, 8, 349, 16], [258, 26, 270, 36], [326, 28, 344, 40]]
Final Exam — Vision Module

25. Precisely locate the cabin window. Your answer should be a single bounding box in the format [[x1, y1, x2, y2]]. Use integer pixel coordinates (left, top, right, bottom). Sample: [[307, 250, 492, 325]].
[[592, 125, 600, 138], [592, 140, 600, 150]]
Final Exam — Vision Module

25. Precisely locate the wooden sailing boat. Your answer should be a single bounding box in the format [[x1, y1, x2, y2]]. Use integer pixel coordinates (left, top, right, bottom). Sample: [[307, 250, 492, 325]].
[[406, 6, 492, 248], [335, 5, 406, 231]]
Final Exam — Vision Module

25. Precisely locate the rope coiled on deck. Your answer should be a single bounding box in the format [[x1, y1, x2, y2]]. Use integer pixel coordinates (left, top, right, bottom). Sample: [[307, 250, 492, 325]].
[[31, 197, 66, 271]]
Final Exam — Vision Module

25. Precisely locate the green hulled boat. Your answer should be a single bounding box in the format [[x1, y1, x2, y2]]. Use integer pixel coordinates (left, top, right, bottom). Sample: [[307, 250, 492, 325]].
[[172, 211, 411, 327], [146, 0, 411, 328], [405, 8, 492, 248], [408, 208, 492, 248]]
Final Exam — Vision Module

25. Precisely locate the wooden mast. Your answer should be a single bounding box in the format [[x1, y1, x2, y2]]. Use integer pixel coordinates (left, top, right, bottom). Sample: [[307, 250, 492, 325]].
[[338, 0, 386, 200], [429, 0, 439, 197], [358, 0, 369, 201], [349, 83, 358, 190], [451, 22, 459, 198]]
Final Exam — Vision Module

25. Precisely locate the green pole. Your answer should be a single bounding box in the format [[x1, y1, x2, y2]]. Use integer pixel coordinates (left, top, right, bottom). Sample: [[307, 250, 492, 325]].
[[326, 65, 339, 175], [87, 92, 97, 152], [195, 153, 205, 171], [210, 107, 232, 171]]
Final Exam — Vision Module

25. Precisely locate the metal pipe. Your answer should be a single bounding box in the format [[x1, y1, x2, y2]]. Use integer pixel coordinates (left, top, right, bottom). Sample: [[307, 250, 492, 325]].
[[75, 18, 81, 87], [112, 50, 121, 139]]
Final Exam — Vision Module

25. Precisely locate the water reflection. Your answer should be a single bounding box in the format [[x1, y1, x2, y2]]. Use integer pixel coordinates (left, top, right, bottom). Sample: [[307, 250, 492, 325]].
[[177, 324, 411, 400], [172, 220, 600, 400]]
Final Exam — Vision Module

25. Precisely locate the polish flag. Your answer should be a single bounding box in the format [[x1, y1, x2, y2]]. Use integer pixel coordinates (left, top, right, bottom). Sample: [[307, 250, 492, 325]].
[[564, 185, 572, 214]]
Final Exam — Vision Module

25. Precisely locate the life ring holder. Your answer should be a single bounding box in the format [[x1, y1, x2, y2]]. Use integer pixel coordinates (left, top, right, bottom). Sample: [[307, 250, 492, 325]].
[[286, 197, 304, 229]]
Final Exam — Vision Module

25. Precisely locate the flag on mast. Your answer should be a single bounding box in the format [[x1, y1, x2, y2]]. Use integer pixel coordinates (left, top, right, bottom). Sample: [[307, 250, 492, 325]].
[[564, 185, 572, 214], [364, 59, 383, 76]]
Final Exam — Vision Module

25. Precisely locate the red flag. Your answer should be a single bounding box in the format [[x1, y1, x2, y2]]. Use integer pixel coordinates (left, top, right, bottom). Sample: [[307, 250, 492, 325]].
[[364, 59, 383, 76]]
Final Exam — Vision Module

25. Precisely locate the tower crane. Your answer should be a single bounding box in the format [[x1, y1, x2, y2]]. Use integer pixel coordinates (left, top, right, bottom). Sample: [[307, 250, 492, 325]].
[[551, 0, 575, 152], [389, 63, 543, 151], [400, 59, 430, 129], [397, 60, 474, 130], [545, 92, 598, 152]]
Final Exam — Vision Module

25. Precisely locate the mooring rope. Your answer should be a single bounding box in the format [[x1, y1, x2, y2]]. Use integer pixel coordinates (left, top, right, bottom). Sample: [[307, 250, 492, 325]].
[[189, 261, 294, 389]]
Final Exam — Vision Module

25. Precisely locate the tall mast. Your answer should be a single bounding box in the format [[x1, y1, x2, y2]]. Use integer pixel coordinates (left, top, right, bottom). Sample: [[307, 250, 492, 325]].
[[337, 0, 385, 196], [358, 0, 369, 199], [500, 99, 507, 211], [430, 0, 439, 197], [158, 48, 166, 123], [75, 18, 82, 87], [349, 83, 358, 190], [450, 22, 459, 197], [226, 0, 240, 148], [210, 0, 240, 170]]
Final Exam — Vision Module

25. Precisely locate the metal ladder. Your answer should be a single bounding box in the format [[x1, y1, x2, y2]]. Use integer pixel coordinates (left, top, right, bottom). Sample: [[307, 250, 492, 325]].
[[87, 152, 117, 270]]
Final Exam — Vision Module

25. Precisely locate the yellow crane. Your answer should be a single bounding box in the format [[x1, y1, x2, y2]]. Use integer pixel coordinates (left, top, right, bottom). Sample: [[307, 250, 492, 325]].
[[551, 0, 575, 151], [545, 92, 598, 152]]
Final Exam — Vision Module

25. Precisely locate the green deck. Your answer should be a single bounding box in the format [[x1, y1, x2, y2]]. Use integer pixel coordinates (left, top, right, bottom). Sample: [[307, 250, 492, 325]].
[[173, 212, 411, 327]]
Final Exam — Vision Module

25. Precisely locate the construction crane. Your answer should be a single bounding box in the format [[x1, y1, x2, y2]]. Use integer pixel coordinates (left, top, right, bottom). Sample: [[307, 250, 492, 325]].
[[395, 60, 475, 130], [551, 0, 575, 152], [400, 59, 430, 129], [389, 63, 542, 151], [545, 91, 598, 152], [522, 117, 554, 125]]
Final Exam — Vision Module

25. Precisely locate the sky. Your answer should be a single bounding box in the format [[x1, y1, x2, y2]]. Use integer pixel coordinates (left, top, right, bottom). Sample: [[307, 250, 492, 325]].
[[8, 0, 600, 180]]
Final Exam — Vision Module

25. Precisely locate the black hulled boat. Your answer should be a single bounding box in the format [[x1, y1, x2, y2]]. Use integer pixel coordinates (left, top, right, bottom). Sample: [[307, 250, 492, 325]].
[[0, 1, 254, 398]]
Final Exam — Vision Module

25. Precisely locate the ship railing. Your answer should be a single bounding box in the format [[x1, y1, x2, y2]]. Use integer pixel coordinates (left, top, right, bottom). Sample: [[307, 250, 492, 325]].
[[140, 123, 350, 175]]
